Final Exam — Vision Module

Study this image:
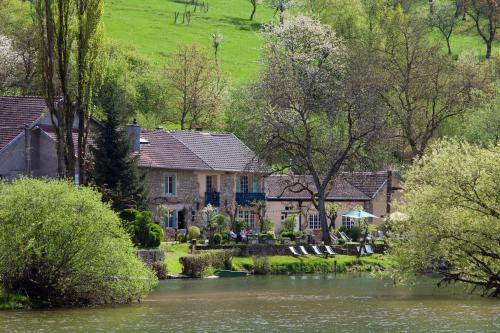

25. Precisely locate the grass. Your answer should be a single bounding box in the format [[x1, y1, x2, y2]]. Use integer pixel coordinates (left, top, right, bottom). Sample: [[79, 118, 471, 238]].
[[105, 0, 276, 83], [161, 242, 190, 274], [0, 289, 29, 310], [231, 254, 393, 274]]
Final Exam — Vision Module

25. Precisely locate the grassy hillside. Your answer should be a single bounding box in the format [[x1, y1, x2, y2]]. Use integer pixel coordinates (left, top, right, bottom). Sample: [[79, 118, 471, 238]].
[[104, 0, 275, 83]]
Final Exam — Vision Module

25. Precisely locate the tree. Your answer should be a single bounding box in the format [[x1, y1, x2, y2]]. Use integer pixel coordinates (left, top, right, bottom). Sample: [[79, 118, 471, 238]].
[[0, 178, 157, 306], [34, 0, 104, 180], [267, 0, 296, 24], [247, 16, 384, 244], [464, 0, 499, 59], [0, 35, 21, 93], [326, 202, 342, 229], [91, 91, 147, 212], [387, 140, 500, 297], [428, 0, 458, 55], [248, 0, 259, 20], [165, 44, 226, 130], [379, 11, 489, 160], [250, 199, 267, 231], [210, 32, 223, 64]]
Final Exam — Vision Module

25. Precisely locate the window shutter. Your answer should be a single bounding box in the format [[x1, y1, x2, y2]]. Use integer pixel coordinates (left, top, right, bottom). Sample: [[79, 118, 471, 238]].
[[172, 210, 177, 228], [172, 175, 177, 195], [236, 176, 241, 192], [252, 176, 259, 193]]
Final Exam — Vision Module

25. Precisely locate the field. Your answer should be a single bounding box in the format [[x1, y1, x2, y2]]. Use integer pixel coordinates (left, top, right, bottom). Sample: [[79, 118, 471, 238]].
[[104, 0, 276, 83]]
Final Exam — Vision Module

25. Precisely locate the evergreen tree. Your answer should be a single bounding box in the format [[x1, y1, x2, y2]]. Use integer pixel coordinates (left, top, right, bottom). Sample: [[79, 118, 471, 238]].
[[92, 82, 147, 211]]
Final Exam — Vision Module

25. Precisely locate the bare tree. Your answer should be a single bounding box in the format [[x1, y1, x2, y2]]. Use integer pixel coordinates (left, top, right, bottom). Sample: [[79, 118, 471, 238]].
[[165, 43, 226, 130], [464, 0, 499, 59], [428, 0, 458, 55], [248, 16, 384, 244], [379, 16, 489, 160], [248, 0, 258, 20]]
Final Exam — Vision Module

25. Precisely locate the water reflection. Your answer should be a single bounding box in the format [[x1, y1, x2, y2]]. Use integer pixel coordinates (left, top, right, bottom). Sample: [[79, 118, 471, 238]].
[[0, 274, 498, 332]]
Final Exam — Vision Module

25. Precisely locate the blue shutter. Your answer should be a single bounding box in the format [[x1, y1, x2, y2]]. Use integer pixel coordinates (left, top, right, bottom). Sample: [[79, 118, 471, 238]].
[[252, 176, 259, 193], [172, 175, 177, 195], [172, 210, 177, 228], [236, 176, 241, 192]]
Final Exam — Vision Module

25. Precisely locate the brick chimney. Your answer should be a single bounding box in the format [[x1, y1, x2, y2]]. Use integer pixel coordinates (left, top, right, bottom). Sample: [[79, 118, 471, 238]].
[[127, 119, 141, 153]]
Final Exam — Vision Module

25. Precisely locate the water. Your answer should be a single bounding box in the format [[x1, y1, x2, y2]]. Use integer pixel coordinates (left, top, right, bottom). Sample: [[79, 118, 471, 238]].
[[0, 275, 498, 332]]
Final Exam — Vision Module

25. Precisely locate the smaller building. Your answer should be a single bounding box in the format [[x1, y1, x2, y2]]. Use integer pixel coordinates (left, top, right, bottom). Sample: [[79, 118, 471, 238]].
[[265, 171, 402, 240]]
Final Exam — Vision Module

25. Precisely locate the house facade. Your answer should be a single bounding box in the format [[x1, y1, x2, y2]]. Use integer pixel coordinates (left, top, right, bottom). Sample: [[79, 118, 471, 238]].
[[265, 171, 402, 240], [129, 124, 271, 233]]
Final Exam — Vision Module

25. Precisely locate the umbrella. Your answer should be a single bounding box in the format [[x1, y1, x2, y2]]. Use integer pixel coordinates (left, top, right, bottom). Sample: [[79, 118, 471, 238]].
[[342, 210, 378, 219]]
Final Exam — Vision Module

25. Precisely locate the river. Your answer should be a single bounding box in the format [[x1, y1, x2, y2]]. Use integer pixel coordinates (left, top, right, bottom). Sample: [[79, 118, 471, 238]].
[[0, 274, 498, 332]]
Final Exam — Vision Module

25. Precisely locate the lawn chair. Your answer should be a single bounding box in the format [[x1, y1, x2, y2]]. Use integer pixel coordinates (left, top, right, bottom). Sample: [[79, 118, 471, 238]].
[[289, 247, 302, 256], [339, 231, 351, 242], [364, 244, 374, 255], [311, 245, 323, 256], [329, 233, 339, 242], [356, 245, 367, 256], [324, 245, 336, 256], [299, 246, 310, 255]]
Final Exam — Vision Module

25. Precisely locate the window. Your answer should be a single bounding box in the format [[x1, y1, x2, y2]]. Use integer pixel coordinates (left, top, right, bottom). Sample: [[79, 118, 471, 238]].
[[166, 210, 177, 228], [164, 175, 176, 195], [281, 206, 295, 221], [238, 210, 256, 230], [206, 175, 215, 192], [308, 214, 321, 230], [342, 216, 355, 229], [240, 175, 249, 193]]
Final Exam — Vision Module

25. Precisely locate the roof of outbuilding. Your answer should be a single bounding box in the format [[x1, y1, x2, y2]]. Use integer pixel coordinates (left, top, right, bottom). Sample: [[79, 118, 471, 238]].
[[137, 129, 271, 173], [266, 171, 392, 201], [0, 96, 49, 151]]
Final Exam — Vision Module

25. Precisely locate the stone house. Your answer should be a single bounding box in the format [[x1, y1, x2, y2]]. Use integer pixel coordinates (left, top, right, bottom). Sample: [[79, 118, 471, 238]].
[[265, 171, 403, 240], [129, 123, 271, 233]]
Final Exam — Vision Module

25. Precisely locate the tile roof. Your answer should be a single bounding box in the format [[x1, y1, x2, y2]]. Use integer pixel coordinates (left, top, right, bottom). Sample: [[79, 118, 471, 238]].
[[0, 96, 49, 151], [342, 171, 389, 198], [138, 129, 271, 173], [265, 175, 371, 201]]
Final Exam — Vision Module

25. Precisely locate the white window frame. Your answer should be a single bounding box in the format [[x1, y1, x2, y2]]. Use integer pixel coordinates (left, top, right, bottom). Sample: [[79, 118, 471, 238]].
[[240, 175, 249, 193], [308, 214, 321, 230], [342, 216, 355, 229], [166, 210, 177, 228], [238, 209, 256, 230], [164, 175, 176, 196]]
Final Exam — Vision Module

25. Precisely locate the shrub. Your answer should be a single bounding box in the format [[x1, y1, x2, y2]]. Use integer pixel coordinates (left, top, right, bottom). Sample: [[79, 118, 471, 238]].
[[280, 231, 295, 240], [150, 261, 168, 280], [179, 250, 238, 277], [261, 218, 273, 233], [282, 216, 296, 232], [252, 256, 270, 275], [234, 218, 247, 233], [129, 211, 163, 248], [176, 233, 187, 243], [188, 226, 201, 240], [339, 225, 361, 241], [0, 178, 157, 306], [213, 233, 222, 245]]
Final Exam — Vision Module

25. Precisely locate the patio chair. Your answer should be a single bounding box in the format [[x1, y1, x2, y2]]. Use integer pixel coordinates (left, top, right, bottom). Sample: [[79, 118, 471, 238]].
[[324, 245, 336, 256], [364, 244, 374, 255], [299, 246, 310, 255], [311, 245, 323, 255], [329, 233, 339, 242], [289, 247, 302, 256], [339, 231, 351, 242], [356, 245, 368, 256]]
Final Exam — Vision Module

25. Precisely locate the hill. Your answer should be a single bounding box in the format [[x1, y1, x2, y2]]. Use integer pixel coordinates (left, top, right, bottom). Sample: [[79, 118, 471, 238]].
[[104, 0, 276, 83]]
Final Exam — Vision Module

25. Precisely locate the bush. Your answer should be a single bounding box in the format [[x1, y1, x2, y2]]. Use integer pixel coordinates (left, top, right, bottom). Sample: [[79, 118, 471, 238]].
[[188, 226, 201, 240], [281, 230, 303, 241], [261, 218, 273, 233], [234, 218, 247, 233], [0, 178, 157, 306], [120, 209, 163, 248], [339, 225, 361, 241], [151, 261, 168, 280], [213, 233, 222, 245], [252, 257, 270, 275], [179, 250, 238, 278], [176, 233, 187, 243], [282, 216, 296, 232]]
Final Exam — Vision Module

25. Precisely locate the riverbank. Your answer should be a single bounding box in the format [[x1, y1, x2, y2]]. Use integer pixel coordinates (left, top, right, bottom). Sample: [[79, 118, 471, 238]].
[[0, 289, 29, 310], [162, 242, 393, 276]]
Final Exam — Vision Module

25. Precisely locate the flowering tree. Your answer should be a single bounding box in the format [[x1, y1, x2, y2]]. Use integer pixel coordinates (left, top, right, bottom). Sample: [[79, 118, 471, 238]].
[[388, 140, 500, 297], [248, 16, 384, 244], [0, 35, 21, 93]]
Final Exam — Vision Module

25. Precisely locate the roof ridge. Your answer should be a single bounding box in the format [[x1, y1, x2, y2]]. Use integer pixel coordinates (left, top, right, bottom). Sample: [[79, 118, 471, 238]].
[[167, 131, 214, 171]]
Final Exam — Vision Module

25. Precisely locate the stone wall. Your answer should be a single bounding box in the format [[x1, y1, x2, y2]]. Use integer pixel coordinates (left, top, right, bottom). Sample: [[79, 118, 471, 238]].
[[135, 249, 165, 264]]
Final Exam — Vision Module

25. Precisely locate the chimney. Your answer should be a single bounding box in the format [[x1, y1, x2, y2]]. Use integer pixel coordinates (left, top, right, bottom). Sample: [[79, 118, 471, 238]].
[[127, 119, 141, 153], [24, 124, 31, 176]]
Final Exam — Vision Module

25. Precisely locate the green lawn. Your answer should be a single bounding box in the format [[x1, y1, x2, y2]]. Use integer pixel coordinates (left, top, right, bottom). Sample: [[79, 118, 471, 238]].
[[161, 242, 190, 274], [105, 0, 276, 83]]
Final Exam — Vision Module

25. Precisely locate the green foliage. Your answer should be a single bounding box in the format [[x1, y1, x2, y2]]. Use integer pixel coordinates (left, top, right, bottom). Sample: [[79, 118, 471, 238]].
[[0, 178, 157, 306], [339, 225, 361, 241], [281, 216, 297, 232], [180, 250, 238, 278], [92, 94, 147, 211], [252, 256, 271, 275], [176, 233, 187, 243], [261, 217, 274, 233], [280, 230, 302, 241], [121, 209, 163, 248], [188, 226, 201, 240], [234, 218, 248, 233], [213, 233, 223, 245], [388, 140, 500, 297], [0, 289, 30, 310]]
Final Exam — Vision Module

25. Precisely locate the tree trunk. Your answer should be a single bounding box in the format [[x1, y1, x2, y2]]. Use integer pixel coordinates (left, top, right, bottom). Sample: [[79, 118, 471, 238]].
[[446, 38, 452, 56], [250, 4, 256, 20], [318, 193, 331, 245], [486, 41, 492, 59]]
